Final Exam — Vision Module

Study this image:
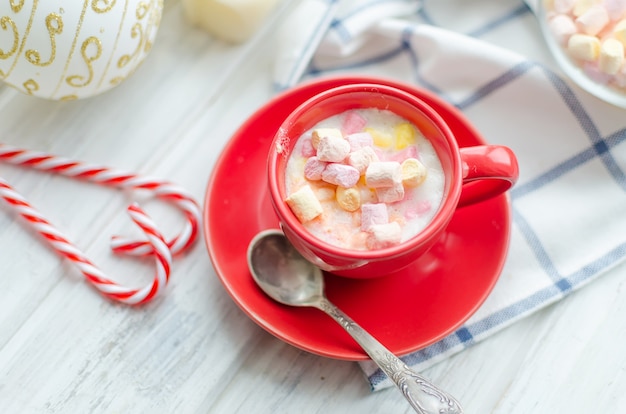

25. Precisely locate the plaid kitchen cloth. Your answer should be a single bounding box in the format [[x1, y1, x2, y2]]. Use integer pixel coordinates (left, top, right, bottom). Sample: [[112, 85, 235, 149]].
[[272, 0, 626, 391]]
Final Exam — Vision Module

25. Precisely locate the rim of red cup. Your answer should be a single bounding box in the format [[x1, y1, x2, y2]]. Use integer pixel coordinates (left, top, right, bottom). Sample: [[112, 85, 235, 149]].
[[268, 83, 463, 261]]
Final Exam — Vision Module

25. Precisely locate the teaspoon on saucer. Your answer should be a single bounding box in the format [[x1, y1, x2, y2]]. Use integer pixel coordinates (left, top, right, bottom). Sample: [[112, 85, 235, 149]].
[[246, 229, 464, 414]]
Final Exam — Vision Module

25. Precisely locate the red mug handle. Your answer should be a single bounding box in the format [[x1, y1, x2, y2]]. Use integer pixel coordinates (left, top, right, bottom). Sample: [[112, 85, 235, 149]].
[[458, 145, 519, 207]]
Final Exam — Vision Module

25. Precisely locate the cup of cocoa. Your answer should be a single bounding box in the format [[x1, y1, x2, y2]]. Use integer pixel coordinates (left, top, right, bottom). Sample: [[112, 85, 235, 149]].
[[267, 82, 519, 278]]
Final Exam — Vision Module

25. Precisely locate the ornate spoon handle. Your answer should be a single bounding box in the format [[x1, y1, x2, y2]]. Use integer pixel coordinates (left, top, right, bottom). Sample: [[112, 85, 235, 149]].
[[317, 297, 463, 414]]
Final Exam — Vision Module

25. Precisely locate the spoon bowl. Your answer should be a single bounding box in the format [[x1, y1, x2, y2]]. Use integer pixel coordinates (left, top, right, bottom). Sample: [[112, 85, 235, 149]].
[[247, 229, 464, 414]]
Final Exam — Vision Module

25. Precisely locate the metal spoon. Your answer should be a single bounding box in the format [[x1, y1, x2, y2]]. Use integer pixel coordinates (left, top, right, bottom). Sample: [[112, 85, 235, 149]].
[[247, 229, 464, 414]]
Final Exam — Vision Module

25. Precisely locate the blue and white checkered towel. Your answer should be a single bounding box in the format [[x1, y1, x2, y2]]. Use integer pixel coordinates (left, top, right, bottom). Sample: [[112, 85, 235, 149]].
[[272, 0, 626, 391]]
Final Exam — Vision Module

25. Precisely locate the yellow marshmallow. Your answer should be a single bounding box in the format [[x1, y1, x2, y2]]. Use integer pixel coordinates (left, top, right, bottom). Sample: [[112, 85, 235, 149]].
[[613, 19, 626, 46], [401, 158, 428, 187], [336, 186, 361, 212], [599, 38, 625, 74], [568, 33, 601, 61], [365, 127, 393, 148], [393, 123, 417, 150], [573, 0, 595, 17], [285, 185, 323, 222]]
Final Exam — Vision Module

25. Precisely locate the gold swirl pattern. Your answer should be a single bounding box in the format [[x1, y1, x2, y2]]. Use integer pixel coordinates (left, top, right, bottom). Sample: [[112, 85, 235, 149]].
[[0, 17, 19, 60], [0, 0, 163, 100], [25, 13, 63, 67], [92, 0, 117, 14], [117, 22, 142, 68], [23, 78, 38, 95], [66, 36, 102, 87], [10, 0, 25, 13]]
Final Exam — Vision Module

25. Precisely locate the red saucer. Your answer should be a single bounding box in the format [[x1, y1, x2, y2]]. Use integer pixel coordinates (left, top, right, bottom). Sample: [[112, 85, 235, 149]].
[[204, 75, 511, 361]]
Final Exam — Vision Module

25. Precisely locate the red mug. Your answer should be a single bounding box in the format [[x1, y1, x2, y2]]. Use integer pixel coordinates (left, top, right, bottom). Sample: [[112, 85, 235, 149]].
[[268, 83, 518, 278]]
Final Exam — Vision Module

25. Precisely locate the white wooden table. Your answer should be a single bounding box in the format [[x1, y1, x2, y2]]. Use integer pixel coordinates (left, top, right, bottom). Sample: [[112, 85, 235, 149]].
[[2, 1, 626, 413]]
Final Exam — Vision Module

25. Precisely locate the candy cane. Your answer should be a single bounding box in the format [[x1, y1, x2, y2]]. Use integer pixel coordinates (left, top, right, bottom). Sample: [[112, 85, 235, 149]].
[[0, 144, 201, 256], [0, 144, 201, 305]]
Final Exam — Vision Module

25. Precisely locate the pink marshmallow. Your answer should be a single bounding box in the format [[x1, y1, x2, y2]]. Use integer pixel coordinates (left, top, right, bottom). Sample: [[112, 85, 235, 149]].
[[303, 156, 328, 181], [576, 5, 610, 35], [604, 0, 626, 20], [317, 135, 351, 162], [321, 163, 360, 187], [341, 111, 368, 134], [300, 137, 316, 157], [360, 203, 388, 231], [347, 146, 379, 174], [346, 132, 374, 151], [405, 200, 432, 219], [376, 183, 405, 203], [549, 14, 577, 45], [387, 145, 419, 163]]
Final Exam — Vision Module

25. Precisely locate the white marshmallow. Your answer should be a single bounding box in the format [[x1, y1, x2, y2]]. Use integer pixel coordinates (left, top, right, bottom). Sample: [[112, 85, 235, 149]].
[[366, 222, 402, 249], [554, 0, 576, 14], [285, 185, 323, 223], [376, 183, 405, 203], [316, 135, 351, 162], [347, 146, 379, 174], [365, 161, 402, 188], [311, 128, 343, 149]]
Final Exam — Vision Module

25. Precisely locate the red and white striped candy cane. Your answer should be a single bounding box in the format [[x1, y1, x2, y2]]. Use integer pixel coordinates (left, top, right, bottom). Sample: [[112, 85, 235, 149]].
[[0, 144, 201, 305], [0, 144, 201, 256]]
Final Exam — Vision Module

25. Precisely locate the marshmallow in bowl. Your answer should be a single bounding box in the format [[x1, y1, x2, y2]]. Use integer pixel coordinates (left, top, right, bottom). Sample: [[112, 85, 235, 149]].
[[284, 108, 445, 251]]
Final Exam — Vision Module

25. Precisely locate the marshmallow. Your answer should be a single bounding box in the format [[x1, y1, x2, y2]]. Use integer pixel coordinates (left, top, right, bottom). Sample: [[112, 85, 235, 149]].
[[604, 0, 626, 20], [342, 111, 368, 135], [321, 163, 360, 187], [366, 222, 402, 249], [613, 19, 626, 45], [401, 158, 428, 187], [311, 128, 343, 149], [376, 183, 405, 203], [554, 0, 576, 14], [394, 123, 417, 150], [347, 146, 379, 174], [575, 5, 610, 35], [285, 185, 323, 223], [365, 127, 393, 148], [303, 156, 328, 181], [388, 145, 419, 163], [346, 132, 374, 151], [568, 33, 601, 61], [573, 0, 595, 17], [365, 161, 402, 188], [316, 135, 351, 162], [360, 203, 389, 231], [336, 186, 361, 212], [300, 137, 316, 157], [549, 14, 578, 45], [599, 38, 625, 74]]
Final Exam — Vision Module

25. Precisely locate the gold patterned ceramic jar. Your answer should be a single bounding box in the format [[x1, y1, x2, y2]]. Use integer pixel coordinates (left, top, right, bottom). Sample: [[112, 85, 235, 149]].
[[0, 0, 163, 100]]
